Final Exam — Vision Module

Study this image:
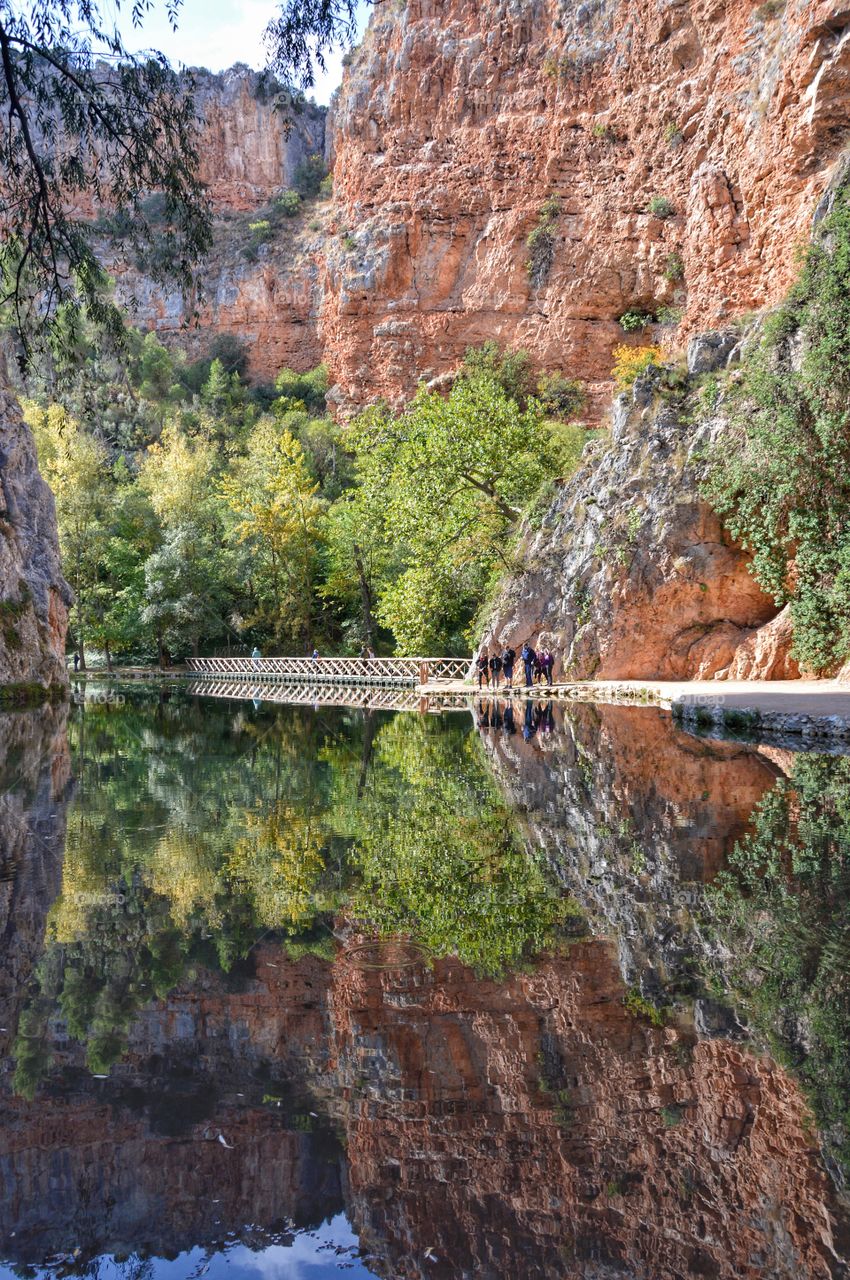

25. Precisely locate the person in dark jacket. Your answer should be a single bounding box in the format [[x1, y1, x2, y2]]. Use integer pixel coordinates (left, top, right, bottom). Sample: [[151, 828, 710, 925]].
[[488, 651, 503, 687], [502, 646, 516, 688], [520, 642, 536, 687], [476, 650, 490, 688]]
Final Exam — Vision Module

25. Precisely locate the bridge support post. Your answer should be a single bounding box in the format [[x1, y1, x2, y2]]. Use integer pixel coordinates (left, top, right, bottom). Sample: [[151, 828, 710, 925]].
[[419, 660, 429, 686]]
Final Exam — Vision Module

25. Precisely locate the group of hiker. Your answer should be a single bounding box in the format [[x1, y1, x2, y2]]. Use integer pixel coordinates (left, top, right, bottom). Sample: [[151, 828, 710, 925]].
[[476, 640, 555, 689]]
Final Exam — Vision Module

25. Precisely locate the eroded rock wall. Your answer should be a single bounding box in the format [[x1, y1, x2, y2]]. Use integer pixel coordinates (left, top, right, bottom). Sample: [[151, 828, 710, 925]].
[[109, 69, 328, 382], [322, 0, 850, 417], [0, 389, 71, 691], [480, 337, 801, 679]]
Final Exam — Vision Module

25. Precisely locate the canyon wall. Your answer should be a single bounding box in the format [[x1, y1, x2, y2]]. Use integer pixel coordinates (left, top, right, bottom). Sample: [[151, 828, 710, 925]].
[[111, 69, 328, 383], [0, 390, 71, 692], [480, 333, 804, 679], [322, 0, 850, 416]]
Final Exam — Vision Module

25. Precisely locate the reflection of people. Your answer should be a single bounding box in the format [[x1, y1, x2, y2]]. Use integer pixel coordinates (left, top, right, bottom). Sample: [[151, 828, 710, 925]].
[[251, 646, 261, 669], [522, 699, 537, 741], [503, 702, 515, 735]]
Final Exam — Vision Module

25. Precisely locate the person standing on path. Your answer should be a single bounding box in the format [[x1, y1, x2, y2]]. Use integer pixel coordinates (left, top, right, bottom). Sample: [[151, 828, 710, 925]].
[[521, 641, 536, 688], [489, 651, 503, 688], [502, 645, 516, 688], [476, 650, 490, 689], [251, 646, 261, 669]]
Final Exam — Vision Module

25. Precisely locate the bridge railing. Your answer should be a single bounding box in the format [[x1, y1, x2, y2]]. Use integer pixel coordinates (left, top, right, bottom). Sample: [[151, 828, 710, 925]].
[[185, 680, 472, 713], [185, 656, 472, 686]]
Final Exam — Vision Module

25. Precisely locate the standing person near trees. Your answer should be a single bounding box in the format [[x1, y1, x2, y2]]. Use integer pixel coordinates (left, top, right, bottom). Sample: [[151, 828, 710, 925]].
[[521, 641, 536, 688], [502, 645, 516, 688], [488, 650, 503, 688], [476, 650, 490, 689]]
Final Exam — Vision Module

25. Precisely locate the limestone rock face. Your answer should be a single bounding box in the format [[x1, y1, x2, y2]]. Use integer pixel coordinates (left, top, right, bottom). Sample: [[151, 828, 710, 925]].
[[480, 361, 799, 680], [109, 68, 328, 382], [321, 0, 850, 417], [192, 69, 326, 213], [0, 390, 70, 691]]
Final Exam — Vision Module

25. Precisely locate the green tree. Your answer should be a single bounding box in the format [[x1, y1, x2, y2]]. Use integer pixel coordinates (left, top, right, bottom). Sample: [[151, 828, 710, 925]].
[[25, 400, 111, 667], [221, 420, 325, 647], [345, 369, 551, 652]]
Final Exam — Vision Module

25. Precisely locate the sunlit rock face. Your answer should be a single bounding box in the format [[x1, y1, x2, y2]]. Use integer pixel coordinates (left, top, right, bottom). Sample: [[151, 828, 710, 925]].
[[333, 945, 848, 1280], [0, 391, 71, 691], [322, 0, 849, 418]]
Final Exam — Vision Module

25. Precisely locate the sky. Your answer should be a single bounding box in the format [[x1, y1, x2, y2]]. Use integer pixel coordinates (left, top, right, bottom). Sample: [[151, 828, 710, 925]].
[[112, 0, 371, 104]]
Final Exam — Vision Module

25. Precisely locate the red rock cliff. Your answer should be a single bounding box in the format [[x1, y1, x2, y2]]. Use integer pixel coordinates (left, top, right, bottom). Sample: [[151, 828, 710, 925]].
[[321, 0, 850, 417]]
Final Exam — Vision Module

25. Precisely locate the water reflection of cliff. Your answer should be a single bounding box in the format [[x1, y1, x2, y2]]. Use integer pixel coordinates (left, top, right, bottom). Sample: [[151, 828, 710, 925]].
[[2, 941, 847, 1279], [1, 692, 850, 1278], [0, 703, 71, 1056]]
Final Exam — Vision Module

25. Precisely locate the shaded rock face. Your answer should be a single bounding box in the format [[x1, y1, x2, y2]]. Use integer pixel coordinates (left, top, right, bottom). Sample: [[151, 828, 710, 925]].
[[192, 69, 326, 213], [481, 358, 797, 680], [111, 68, 327, 382], [321, 0, 850, 417], [0, 390, 71, 690]]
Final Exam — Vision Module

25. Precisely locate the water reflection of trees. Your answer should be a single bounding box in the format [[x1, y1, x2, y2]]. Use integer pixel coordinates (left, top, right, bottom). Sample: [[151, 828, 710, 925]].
[[15, 692, 573, 1090], [704, 754, 850, 1172]]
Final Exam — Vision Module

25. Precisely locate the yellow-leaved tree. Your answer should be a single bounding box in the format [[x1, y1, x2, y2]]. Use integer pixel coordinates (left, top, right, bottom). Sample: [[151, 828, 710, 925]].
[[220, 422, 324, 647]]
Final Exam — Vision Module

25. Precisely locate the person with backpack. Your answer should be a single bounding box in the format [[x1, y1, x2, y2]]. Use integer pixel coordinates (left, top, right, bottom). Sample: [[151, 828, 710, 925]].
[[488, 651, 503, 688], [520, 641, 536, 687], [476, 650, 490, 688], [502, 645, 516, 688]]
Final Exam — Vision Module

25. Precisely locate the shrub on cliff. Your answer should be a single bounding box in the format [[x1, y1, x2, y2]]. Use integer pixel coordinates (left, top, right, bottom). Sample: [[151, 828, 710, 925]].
[[612, 345, 663, 390], [526, 196, 561, 288], [702, 181, 850, 672]]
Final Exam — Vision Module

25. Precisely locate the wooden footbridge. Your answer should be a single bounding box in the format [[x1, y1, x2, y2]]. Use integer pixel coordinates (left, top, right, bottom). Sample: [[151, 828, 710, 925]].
[[185, 656, 471, 688]]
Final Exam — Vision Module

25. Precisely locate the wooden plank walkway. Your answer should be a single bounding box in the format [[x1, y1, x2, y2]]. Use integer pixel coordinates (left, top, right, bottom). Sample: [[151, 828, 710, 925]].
[[185, 656, 470, 687]]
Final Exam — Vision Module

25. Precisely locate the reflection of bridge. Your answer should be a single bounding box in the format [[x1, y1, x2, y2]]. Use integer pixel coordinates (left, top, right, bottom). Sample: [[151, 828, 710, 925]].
[[186, 680, 472, 714], [185, 656, 470, 687]]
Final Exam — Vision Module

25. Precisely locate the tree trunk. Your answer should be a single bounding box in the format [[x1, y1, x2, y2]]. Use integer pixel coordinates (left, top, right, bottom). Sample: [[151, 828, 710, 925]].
[[78, 635, 87, 672], [104, 640, 112, 673], [156, 630, 165, 670]]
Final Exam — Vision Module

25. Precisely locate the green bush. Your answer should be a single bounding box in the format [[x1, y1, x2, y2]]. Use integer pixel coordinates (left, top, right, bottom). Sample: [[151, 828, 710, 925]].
[[537, 373, 585, 419], [619, 309, 652, 333], [526, 196, 561, 287], [664, 121, 684, 145], [275, 189, 302, 217], [291, 153, 328, 198], [702, 180, 850, 671], [319, 174, 333, 199], [655, 304, 682, 326], [664, 251, 684, 281], [648, 195, 674, 218]]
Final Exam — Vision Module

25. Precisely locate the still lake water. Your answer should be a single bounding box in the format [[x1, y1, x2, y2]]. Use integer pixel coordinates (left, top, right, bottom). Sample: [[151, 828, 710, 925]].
[[1, 682, 849, 1279]]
